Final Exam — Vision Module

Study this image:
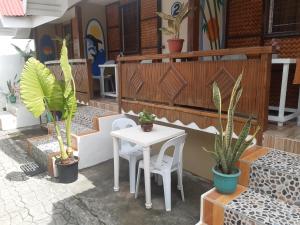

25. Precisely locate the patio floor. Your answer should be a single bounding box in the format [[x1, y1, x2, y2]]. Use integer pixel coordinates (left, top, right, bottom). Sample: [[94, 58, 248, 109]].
[[0, 126, 212, 225]]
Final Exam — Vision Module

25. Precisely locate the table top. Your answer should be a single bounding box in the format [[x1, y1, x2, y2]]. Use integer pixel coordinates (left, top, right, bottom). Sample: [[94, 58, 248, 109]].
[[111, 124, 185, 147]]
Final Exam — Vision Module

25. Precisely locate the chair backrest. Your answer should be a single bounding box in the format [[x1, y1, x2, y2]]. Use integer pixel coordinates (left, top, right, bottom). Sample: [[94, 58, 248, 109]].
[[112, 118, 137, 148], [100, 60, 116, 76], [154, 133, 187, 170]]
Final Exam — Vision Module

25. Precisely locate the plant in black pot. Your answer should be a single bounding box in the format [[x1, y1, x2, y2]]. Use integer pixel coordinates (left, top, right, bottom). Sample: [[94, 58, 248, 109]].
[[157, 2, 190, 53], [138, 110, 156, 132], [20, 40, 78, 183], [204, 73, 260, 194]]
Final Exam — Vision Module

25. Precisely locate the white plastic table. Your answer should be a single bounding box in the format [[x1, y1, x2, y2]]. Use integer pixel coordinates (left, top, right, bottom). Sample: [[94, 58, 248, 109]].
[[110, 124, 185, 209]]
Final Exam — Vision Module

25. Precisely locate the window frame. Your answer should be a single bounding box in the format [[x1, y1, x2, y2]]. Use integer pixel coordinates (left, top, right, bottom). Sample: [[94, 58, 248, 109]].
[[264, 0, 300, 38], [120, 0, 141, 55]]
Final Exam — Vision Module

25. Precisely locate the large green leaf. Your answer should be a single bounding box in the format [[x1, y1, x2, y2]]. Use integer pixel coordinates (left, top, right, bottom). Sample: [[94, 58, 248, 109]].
[[60, 40, 72, 98], [20, 57, 64, 118]]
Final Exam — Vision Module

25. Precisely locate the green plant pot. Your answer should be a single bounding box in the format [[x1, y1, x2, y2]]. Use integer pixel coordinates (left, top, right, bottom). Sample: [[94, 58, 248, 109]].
[[9, 95, 16, 103], [212, 166, 241, 194]]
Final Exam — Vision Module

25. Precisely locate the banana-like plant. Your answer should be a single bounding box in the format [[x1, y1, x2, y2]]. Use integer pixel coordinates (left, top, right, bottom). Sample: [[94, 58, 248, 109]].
[[20, 40, 77, 163], [205, 73, 260, 174], [157, 2, 190, 39]]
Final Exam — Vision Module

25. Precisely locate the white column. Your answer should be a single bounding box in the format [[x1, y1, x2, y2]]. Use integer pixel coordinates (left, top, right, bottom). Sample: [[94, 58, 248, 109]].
[[143, 146, 152, 209], [114, 65, 118, 98], [113, 137, 119, 192], [278, 63, 290, 126]]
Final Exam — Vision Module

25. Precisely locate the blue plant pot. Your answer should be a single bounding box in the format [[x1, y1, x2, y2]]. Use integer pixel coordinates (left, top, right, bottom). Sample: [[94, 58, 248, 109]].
[[212, 166, 241, 194], [9, 95, 16, 104]]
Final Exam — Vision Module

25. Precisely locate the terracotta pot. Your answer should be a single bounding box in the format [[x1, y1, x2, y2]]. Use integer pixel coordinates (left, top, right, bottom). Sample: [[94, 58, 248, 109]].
[[141, 123, 153, 132], [167, 38, 184, 53]]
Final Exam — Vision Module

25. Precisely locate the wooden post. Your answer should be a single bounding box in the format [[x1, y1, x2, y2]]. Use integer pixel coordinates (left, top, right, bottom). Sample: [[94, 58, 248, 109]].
[[188, 0, 200, 52], [258, 52, 272, 144]]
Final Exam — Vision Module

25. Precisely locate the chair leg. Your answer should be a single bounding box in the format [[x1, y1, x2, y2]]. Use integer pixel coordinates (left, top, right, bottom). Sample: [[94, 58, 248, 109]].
[[135, 167, 141, 199], [177, 168, 185, 202], [162, 173, 171, 211], [129, 157, 137, 194]]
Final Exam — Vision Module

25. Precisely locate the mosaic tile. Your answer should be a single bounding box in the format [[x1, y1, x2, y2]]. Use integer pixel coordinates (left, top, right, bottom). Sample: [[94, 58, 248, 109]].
[[224, 189, 300, 225], [249, 149, 300, 205]]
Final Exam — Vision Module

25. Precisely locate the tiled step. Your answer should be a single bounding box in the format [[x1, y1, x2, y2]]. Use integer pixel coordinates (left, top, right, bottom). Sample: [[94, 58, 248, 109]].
[[238, 147, 300, 205], [73, 105, 116, 130], [48, 121, 97, 136], [27, 135, 62, 176], [225, 188, 300, 225], [200, 185, 300, 225], [89, 98, 119, 113]]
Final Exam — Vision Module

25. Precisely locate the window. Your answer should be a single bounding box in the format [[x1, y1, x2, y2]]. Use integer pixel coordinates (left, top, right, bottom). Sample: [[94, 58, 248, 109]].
[[120, 0, 140, 55], [265, 0, 300, 36]]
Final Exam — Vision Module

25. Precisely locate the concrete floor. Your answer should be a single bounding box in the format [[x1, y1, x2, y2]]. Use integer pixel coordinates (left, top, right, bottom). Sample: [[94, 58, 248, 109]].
[[0, 127, 212, 225]]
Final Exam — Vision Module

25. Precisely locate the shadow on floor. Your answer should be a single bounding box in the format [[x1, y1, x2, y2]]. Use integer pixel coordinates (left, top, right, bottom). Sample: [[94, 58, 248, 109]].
[[48, 158, 212, 225]]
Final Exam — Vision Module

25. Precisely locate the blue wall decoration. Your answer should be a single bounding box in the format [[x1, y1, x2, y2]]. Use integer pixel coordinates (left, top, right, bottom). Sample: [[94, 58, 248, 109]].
[[85, 19, 106, 76], [39, 35, 56, 63]]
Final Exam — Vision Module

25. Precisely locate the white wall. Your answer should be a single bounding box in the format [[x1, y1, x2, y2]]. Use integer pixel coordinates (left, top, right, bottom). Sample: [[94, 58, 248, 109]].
[[0, 39, 35, 109], [161, 0, 188, 53]]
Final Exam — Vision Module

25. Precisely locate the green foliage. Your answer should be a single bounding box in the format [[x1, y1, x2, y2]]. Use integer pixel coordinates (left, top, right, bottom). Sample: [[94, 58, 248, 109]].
[[7, 74, 20, 96], [20, 39, 77, 161], [138, 110, 156, 124], [20, 59, 64, 118], [205, 73, 260, 174], [12, 40, 35, 62], [157, 2, 190, 39]]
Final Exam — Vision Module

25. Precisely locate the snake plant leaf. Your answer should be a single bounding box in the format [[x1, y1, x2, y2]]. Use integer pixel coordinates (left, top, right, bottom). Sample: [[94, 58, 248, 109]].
[[20, 57, 64, 118], [60, 40, 72, 98], [159, 27, 175, 36], [212, 82, 222, 114], [224, 74, 243, 151], [233, 126, 260, 163], [231, 117, 252, 162]]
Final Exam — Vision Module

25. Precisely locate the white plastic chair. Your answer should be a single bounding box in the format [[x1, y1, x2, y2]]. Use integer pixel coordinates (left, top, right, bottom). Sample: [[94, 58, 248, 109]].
[[135, 133, 187, 211], [112, 118, 143, 193]]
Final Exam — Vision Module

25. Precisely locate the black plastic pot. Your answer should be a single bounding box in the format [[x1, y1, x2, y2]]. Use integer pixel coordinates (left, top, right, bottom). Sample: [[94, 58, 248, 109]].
[[56, 157, 79, 183]]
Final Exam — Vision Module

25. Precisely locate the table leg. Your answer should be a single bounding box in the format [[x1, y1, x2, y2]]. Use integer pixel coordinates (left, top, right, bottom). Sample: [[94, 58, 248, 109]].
[[143, 146, 152, 209], [113, 137, 119, 192]]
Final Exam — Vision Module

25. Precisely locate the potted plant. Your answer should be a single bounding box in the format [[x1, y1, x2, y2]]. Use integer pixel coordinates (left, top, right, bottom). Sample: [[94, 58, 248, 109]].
[[20, 40, 78, 183], [204, 73, 260, 194], [157, 2, 190, 53], [6, 74, 19, 104], [138, 110, 156, 132]]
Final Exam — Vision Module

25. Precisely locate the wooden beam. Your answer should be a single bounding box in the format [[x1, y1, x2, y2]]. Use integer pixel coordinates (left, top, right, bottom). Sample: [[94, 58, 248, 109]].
[[188, 0, 199, 51]]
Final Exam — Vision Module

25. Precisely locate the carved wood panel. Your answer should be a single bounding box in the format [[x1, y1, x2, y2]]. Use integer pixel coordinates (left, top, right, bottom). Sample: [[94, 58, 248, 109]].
[[46, 60, 92, 103]]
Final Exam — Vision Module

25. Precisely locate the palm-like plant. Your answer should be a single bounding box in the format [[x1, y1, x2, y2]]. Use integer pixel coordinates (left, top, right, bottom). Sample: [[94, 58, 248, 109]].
[[157, 2, 190, 39], [20, 40, 77, 163], [206, 73, 260, 174], [12, 40, 35, 62]]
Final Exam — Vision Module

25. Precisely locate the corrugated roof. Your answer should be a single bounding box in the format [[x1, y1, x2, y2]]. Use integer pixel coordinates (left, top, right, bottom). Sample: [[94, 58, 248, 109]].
[[0, 0, 24, 17]]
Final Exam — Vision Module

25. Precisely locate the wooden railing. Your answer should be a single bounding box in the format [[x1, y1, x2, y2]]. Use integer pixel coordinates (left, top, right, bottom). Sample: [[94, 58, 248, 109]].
[[45, 59, 93, 104], [118, 47, 273, 144]]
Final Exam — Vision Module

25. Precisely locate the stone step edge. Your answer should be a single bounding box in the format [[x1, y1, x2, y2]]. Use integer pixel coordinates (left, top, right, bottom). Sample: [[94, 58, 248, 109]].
[[237, 146, 270, 187], [199, 185, 247, 225]]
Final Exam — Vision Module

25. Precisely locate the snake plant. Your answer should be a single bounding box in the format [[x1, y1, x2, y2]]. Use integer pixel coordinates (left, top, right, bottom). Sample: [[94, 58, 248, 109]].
[[157, 2, 190, 39], [20, 40, 77, 162], [205, 73, 260, 174]]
